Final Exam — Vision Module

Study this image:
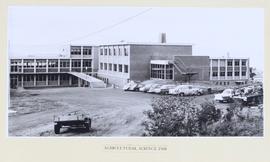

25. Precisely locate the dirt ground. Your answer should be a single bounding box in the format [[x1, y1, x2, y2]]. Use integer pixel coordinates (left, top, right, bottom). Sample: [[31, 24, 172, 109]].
[[8, 87, 260, 137], [9, 87, 158, 136]]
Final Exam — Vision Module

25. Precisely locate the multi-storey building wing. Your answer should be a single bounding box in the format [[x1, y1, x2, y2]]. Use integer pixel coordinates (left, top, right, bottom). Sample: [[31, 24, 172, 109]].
[[210, 57, 249, 85], [9, 45, 104, 88], [98, 42, 195, 86]]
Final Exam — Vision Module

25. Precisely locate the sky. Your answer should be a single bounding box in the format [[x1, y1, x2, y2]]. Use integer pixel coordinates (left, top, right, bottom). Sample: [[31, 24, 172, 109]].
[[8, 7, 264, 71]]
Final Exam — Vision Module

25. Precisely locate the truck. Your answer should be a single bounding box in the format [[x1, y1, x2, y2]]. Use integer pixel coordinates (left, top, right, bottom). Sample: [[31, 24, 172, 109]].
[[53, 111, 92, 134]]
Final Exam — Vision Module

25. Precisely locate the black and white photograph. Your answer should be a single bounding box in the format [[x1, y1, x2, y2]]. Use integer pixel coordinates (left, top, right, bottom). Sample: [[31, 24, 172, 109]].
[[8, 6, 264, 137]]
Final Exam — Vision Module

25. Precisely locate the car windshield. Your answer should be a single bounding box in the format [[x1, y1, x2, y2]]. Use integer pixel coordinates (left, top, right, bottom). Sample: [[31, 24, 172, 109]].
[[223, 89, 233, 94]]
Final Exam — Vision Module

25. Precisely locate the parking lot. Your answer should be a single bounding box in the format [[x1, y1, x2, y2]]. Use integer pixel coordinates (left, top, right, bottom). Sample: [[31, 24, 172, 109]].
[[9, 87, 224, 136]]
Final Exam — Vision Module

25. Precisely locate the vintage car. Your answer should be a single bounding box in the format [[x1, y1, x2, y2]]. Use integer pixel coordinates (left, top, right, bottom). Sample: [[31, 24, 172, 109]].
[[53, 111, 91, 134], [139, 83, 156, 92], [214, 89, 235, 103], [169, 85, 203, 96], [152, 84, 176, 94]]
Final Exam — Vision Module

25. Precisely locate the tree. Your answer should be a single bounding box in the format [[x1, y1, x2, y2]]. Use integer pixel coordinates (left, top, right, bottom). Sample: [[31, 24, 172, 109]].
[[249, 67, 256, 80]]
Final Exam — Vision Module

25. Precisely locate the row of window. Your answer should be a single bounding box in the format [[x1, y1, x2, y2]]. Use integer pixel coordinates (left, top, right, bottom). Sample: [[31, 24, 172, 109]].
[[212, 60, 247, 67], [100, 47, 128, 56], [151, 70, 173, 79], [212, 71, 246, 77], [22, 75, 72, 81], [100, 63, 128, 73], [70, 46, 92, 55], [214, 81, 247, 86], [11, 60, 92, 69], [151, 64, 174, 69]]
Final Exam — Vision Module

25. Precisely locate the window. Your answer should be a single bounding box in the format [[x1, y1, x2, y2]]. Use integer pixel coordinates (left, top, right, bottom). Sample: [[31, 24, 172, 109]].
[[109, 63, 112, 71], [60, 60, 70, 67], [113, 48, 116, 56], [227, 72, 233, 76], [72, 60, 81, 67], [212, 60, 218, 67], [104, 63, 107, 70], [83, 60, 91, 67], [242, 71, 246, 76], [37, 75, 46, 81], [24, 60, 35, 68], [220, 72, 225, 76], [235, 60, 240, 66], [83, 46, 91, 55], [71, 46, 81, 55], [100, 49, 103, 55], [227, 60, 233, 66], [124, 48, 128, 56], [124, 65, 128, 73], [23, 75, 34, 81], [119, 64, 122, 72], [242, 61, 246, 66], [220, 60, 225, 66], [48, 60, 58, 68], [118, 48, 122, 56], [104, 49, 107, 55], [36, 60, 47, 68], [48, 75, 58, 81], [235, 71, 240, 76], [100, 63, 103, 70], [109, 48, 111, 55], [212, 72, 218, 77], [114, 64, 117, 72]]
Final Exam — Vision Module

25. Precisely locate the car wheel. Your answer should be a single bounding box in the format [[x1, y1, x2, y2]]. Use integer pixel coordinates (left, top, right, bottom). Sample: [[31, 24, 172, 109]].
[[54, 124, 61, 134], [84, 119, 91, 131], [197, 92, 202, 96], [179, 93, 184, 97]]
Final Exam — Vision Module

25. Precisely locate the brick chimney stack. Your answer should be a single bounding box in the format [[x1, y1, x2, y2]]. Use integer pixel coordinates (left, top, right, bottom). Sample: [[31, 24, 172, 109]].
[[159, 33, 166, 43]]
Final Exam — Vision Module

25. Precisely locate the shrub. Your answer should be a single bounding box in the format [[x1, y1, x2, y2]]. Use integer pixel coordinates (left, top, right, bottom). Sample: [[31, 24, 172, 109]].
[[142, 96, 199, 136], [143, 96, 263, 136], [197, 101, 221, 135]]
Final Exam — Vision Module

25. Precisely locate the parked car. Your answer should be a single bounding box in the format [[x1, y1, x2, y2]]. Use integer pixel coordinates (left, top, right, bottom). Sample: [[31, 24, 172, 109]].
[[139, 83, 155, 92], [123, 82, 133, 91], [214, 89, 235, 103], [193, 85, 211, 94], [134, 83, 144, 91], [169, 85, 203, 96], [148, 84, 162, 93], [129, 82, 139, 91], [152, 84, 176, 94], [123, 81, 139, 91], [169, 85, 186, 95]]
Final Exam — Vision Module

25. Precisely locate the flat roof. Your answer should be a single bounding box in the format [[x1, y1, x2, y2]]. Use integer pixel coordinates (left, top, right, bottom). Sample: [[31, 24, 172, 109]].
[[210, 57, 249, 60], [150, 60, 173, 64], [9, 55, 70, 59], [99, 42, 193, 46]]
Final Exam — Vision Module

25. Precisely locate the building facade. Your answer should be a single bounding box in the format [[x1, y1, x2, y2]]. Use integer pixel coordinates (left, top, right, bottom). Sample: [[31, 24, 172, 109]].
[[97, 43, 193, 87], [10, 45, 99, 88], [9, 43, 251, 89], [210, 57, 250, 85]]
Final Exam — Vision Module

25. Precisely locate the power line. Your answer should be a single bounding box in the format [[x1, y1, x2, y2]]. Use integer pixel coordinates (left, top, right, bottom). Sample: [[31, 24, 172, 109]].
[[10, 8, 153, 47], [69, 8, 152, 42]]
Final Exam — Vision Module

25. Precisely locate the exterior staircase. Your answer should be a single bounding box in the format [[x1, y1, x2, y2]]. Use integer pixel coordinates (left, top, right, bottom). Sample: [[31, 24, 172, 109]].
[[172, 57, 188, 74], [68, 72, 106, 88]]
